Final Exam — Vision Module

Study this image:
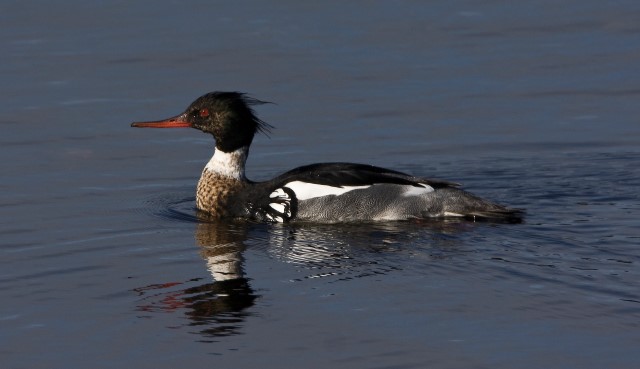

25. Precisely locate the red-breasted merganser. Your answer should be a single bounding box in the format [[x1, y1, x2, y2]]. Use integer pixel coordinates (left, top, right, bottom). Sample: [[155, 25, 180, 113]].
[[131, 92, 523, 223]]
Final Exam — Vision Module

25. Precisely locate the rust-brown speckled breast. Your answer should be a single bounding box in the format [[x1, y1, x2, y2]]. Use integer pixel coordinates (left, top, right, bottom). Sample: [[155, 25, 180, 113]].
[[196, 169, 249, 218]]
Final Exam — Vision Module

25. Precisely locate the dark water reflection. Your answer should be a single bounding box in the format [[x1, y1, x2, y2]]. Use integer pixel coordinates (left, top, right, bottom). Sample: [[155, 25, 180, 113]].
[[133, 219, 257, 340], [265, 220, 475, 282], [134, 199, 490, 341]]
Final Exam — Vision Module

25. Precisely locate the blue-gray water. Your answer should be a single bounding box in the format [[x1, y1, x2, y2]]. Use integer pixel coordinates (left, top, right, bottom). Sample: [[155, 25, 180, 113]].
[[2, 1, 639, 368]]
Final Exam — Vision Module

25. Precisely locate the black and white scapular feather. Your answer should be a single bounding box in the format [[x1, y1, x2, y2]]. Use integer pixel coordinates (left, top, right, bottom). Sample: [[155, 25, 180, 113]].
[[132, 91, 524, 223]]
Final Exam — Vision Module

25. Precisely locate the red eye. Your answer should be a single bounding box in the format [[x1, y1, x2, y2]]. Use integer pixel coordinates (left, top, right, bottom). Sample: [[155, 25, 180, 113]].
[[199, 108, 209, 117]]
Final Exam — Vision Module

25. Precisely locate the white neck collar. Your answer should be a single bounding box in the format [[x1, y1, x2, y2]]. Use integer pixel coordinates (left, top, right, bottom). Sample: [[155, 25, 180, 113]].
[[204, 146, 248, 180]]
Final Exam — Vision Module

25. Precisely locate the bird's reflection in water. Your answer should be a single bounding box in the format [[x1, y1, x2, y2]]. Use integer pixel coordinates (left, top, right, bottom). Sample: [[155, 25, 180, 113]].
[[265, 218, 473, 282], [188, 219, 258, 338], [134, 210, 475, 339], [134, 218, 258, 340]]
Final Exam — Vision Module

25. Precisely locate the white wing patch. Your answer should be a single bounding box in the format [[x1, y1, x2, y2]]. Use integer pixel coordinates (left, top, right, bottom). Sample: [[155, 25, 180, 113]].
[[269, 203, 287, 214], [269, 188, 288, 199], [267, 188, 293, 222], [284, 181, 370, 201], [402, 183, 434, 197]]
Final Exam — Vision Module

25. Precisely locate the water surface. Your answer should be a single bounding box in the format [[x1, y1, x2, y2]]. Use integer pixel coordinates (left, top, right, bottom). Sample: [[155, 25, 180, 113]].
[[1, 1, 639, 368]]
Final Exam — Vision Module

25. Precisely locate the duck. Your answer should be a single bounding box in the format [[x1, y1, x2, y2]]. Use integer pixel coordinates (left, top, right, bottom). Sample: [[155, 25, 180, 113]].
[[131, 91, 523, 223]]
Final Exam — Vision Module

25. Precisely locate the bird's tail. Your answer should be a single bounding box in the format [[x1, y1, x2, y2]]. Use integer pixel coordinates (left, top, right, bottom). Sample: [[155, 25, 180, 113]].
[[435, 188, 524, 223]]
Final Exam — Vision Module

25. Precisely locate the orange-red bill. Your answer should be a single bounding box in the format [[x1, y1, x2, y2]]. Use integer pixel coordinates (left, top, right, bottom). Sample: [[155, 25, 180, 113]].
[[131, 116, 191, 128]]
